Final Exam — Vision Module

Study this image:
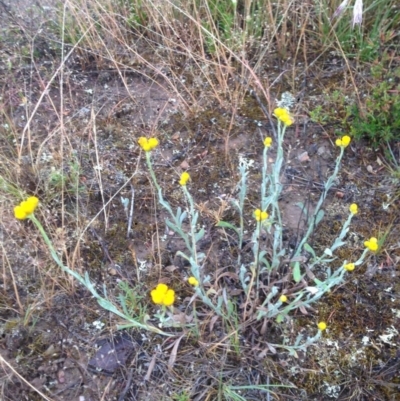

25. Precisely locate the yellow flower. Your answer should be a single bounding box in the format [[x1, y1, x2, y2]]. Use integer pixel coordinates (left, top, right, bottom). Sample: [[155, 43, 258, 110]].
[[264, 137, 273, 148], [335, 135, 351, 148], [150, 283, 175, 306], [344, 263, 355, 271], [151, 283, 168, 304], [179, 171, 190, 186], [14, 196, 39, 220], [364, 237, 379, 252], [188, 276, 199, 286], [163, 289, 175, 306], [138, 137, 159, 152], [349, 203, 358, 214], [254, 209, 268, 222], [274, 107, 294, 126], [279, 295, 288, 303], [317, 321, 327, 331]]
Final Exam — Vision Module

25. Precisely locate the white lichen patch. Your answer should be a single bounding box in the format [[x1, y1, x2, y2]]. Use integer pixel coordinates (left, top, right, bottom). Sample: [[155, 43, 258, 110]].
[[323, 381, 341, 399], [361, 336, 370, 346], [378, 325, 398, 346], [325, 339, 339, 349], [92, 320, 105, 331], [391, 308, 400, 319]]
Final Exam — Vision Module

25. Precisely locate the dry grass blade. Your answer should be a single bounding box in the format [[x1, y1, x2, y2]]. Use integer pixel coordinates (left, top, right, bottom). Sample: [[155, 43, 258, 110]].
[[167, 334, 185, 370]]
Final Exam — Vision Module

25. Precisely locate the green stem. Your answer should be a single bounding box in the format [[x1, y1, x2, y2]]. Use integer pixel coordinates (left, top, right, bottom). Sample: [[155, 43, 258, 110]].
[[295, 147, 345, 257]]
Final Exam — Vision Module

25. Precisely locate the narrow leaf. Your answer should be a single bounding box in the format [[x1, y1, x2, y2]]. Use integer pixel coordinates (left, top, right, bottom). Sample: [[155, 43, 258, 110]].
[[216, 221, 239, 235], [195, 227, 205, 243], [293, 261, 301, 283], [168, 335, 185, 370], [304, 243, 316, 258], [315, 209, 324, 226], [179, 211, 187, 224]]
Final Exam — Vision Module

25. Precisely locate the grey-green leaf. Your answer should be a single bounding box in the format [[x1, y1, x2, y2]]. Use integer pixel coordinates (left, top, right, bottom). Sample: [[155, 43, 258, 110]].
[[293, 261, 301, 283]]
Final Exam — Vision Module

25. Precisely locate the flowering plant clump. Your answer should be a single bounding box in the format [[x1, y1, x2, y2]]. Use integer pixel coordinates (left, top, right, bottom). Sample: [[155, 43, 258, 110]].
[[138, 137, 159, 152], [150, 283, 175, 306], [14, 196, 39, 220], [364, 237, 379, 252], [20, 91, 374, 353], [335, 135, 351, 148], [138, 94, 378, 354]]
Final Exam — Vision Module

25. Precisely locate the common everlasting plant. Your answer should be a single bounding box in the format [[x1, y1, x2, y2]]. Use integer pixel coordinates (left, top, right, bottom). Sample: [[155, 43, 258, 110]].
[[13, 95, 378, 354], [135, 96, 376, 354]]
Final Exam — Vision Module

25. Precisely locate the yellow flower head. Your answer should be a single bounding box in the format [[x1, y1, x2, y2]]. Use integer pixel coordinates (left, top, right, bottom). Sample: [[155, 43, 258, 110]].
[[138, 137, 159, 152], [179, 171, 190, 186], [264, 137, 273, 148], [188, 276, 199, 286], [317, 321, 327, 331], [344, 263, 355, 272], [151, 283, 168, 304], [14, 196, 39, 220], [273, 107, 294, 126], [163, 289, 175, 306], [364, 237, 379, 252], [254, 209, 268, 222], [150, 283, 175, 306], [349, 203, 358, 215], [279, 295, 288, 303], [335, 135, 351, 148]]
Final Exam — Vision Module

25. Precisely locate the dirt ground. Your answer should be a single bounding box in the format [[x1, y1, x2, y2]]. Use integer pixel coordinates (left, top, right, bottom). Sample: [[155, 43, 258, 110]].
[[1, 1, 400, 400]]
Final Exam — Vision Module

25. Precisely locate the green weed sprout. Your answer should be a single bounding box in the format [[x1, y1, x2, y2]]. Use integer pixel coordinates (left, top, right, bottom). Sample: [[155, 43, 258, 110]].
[[13, 196, 171, 336]]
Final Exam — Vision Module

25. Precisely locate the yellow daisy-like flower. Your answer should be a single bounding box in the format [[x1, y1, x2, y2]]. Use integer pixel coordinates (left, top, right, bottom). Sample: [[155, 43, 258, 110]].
[[349, 203, 358, 215], [14, 196, 39, 220], [150, 283, 175, 306], [274, 107, 294, 126], [317, 321, 327, 331], [254, 209, 268, 222], [279, 295, 288, 303], [138, 137, 159, 152], [335, 135, 351, 148], [364, 237, 379, 252], [264, 137, 273, 148], [344, 263, 355, 271], [188, 276, 199, 286], [179, 171, 190, 186]]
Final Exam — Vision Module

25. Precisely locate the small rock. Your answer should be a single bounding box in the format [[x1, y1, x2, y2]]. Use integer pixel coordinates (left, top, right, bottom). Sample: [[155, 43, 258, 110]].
[[298, 151, 310, 162]]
